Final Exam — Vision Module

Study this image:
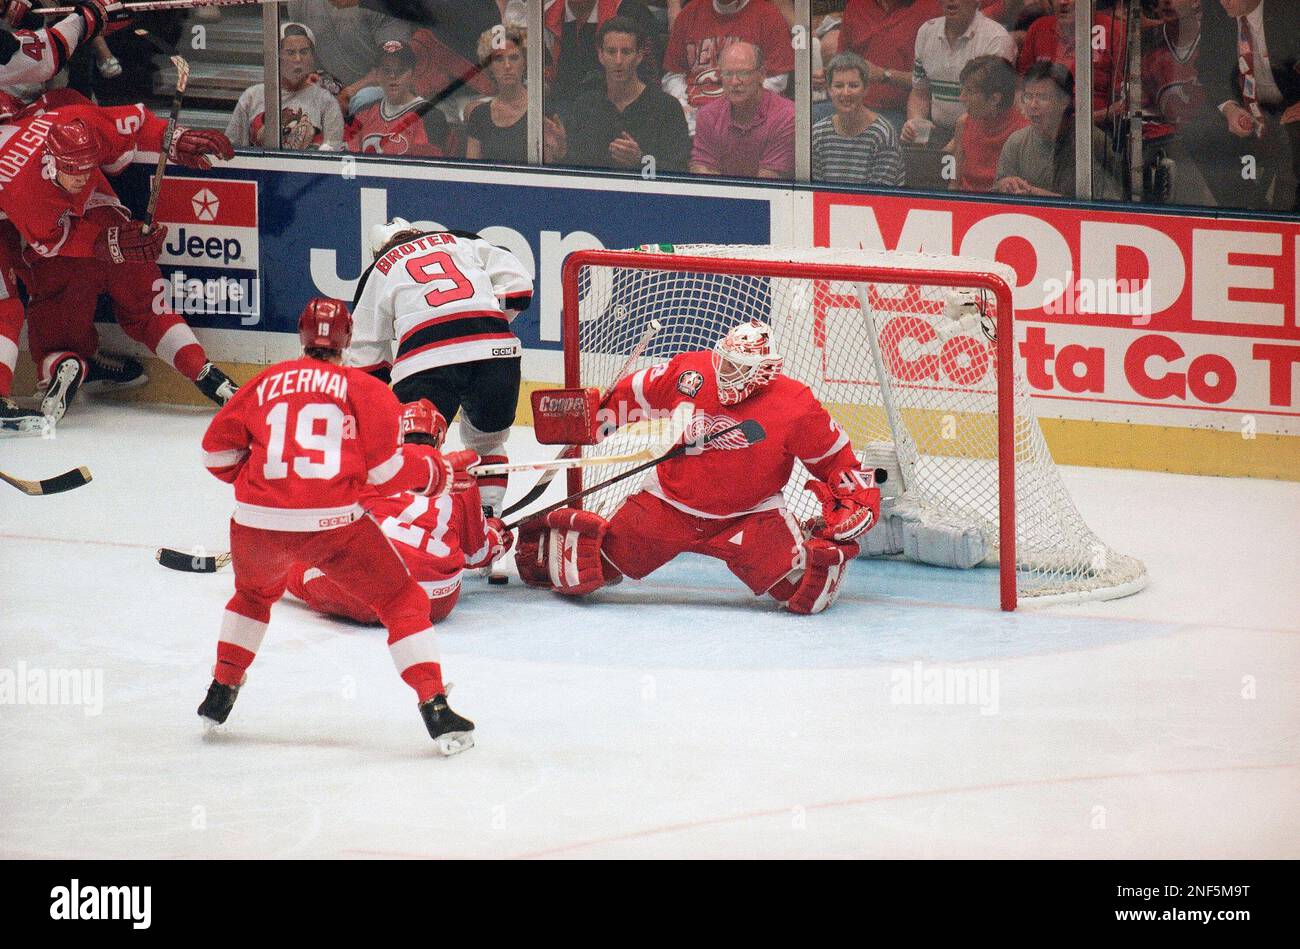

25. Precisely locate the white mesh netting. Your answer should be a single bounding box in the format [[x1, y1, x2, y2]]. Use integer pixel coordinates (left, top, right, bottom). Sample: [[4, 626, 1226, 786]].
[[567, 245, 1147, 606]]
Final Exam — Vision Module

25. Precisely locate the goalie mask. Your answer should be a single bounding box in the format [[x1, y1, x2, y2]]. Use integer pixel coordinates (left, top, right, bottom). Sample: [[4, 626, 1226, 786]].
[[399, 398, 447, 449], [712, 320, 783, 405]]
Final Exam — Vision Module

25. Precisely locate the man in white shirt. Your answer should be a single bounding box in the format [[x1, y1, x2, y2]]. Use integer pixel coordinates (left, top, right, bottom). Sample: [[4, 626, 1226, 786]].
[[903, 0, 1015, 148]]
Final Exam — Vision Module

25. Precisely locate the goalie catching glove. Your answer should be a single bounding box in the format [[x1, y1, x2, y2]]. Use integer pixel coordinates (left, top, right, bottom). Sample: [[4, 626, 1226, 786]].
[[805, 467, 880, 543], [93, 220, 166, 264]]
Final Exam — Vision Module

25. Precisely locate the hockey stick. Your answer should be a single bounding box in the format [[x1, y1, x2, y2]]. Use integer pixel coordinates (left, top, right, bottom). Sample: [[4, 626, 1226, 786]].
[[142, 45, 190, 234], [503, 419, 766, 532], [501, 318, 665, 519], [156, 547, 230, 573], [0, 465, 92, 496]]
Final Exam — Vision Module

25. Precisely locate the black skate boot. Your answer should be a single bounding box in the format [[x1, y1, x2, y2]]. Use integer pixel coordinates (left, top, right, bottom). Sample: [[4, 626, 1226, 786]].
[[0, 395, 48, 436], [40, 355, 84, 423], [197, 679, 240, 726], [82, 350, 147, 394], [195, 363, 237, 407], [419, 693, 475, 756]]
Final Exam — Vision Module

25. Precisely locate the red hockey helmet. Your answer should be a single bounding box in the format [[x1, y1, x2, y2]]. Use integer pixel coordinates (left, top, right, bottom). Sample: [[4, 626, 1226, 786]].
[[46, 120, 99, 175], [297, 297, 353, 352], [399, 399, 447, 447]]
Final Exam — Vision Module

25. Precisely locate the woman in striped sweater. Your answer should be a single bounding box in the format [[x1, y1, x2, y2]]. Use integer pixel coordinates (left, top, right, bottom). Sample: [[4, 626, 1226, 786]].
[[812, 52, 905, 186]]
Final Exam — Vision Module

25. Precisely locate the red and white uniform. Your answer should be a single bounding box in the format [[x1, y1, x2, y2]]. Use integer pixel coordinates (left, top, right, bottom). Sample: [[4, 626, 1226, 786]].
[[347, 229, 533, 382], [598, 350, 859, 593], [0, 95, 212, 385], [345, 97, 447, 157], [0, 15, 99, 396], [288, 482, 495, 624], [662, 0, 794, 110], [202, 356, 450, 703]]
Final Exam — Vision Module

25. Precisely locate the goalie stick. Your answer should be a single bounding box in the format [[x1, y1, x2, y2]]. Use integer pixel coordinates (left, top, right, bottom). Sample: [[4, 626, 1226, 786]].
[[0, 465, 92, 496], [156, 420, 766, 575], [502, 317, 664, 519], [503, 418, 766, 532]]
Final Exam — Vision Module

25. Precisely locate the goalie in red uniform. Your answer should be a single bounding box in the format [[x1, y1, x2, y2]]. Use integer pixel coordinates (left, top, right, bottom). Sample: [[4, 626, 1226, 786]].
[[0, 92, 237, 425], [516, 320, 880, 614], [286, 399, 514, 625], [198, 298, 480, 755]]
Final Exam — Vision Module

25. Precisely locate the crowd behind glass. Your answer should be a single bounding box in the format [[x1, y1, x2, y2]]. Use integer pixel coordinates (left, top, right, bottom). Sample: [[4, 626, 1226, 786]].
[[7, 0, 1295, 213]]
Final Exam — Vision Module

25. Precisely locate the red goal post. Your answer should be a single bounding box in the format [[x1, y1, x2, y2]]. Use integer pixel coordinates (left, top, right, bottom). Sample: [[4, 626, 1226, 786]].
[[559, 245, 1147, 611]]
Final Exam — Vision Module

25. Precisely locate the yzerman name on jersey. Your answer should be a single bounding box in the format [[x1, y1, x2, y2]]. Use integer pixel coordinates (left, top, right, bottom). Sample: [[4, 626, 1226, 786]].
[[154, 177, 260, 320]]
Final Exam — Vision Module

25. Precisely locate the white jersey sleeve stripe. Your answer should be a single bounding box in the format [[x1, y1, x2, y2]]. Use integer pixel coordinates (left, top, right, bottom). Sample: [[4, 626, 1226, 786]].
[[367, 449, 406, 486]]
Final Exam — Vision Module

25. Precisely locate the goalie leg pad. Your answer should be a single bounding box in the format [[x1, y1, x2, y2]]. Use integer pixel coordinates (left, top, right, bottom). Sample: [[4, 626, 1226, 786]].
[[773, 538, 861, 615]]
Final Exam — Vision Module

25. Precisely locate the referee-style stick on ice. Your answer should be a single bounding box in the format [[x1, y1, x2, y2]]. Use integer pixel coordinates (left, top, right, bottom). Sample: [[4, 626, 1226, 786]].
[[0, 465, 92, 496], [504, 418, 765, 532], [502, 317, 665, 520]]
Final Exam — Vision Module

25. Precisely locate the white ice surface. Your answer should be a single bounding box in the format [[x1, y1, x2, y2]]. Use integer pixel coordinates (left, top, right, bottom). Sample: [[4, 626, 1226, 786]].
[[2, 400, 1297, 859]]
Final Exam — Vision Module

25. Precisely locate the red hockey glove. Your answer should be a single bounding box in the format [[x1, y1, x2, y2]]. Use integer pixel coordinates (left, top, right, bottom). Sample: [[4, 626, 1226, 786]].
[[805, 467, 880, 543], [514, 518, 550, 588], [171, 127, 235, 169], [93, 221, 167, 264], [73, 0, 119, 40], [417, 449, 478, 498], [481, 517, 514, 567], [2, 0, 31, 28]]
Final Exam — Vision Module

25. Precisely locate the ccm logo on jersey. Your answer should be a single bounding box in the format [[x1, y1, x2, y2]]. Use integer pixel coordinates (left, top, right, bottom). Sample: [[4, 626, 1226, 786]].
[[676, 370, 704, 397], [318, 513, 356, 529], [492, 345, 518, 357]]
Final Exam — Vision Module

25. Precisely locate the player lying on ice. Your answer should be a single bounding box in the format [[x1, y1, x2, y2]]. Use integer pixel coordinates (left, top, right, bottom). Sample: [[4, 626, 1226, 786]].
[[286, 398, 514, 625], [516, 320, 881, 615], [198, 298, 479, 755]]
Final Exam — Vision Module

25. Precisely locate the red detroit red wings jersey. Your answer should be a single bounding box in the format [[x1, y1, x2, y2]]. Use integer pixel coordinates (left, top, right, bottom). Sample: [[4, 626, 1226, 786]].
[[0, 100, 169, 259], [365, 483, 491, 594], [601, 350, 859, 518], [663, 0, 794, 108], [202, 357, 435, 531]]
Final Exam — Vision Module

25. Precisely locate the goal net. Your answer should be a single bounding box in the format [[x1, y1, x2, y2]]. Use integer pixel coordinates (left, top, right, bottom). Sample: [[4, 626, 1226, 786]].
[[562, 245, 1147, 610]]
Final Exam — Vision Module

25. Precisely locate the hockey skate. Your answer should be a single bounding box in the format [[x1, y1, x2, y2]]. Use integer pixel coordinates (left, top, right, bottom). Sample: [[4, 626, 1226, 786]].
[[197, 679, 240, 727], [419, 693, 475, 756], [0, 396, 49, 437], [82, 350, 147, 395], [40, 356, 84, 423], [195, 363, 237, 407]]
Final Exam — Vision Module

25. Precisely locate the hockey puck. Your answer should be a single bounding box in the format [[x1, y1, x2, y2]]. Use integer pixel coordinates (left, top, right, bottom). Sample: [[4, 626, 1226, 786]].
[[488, 575, 509, 586]]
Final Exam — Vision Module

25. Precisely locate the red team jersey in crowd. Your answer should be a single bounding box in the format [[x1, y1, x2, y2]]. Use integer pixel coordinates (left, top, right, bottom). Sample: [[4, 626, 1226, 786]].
[[346, 98, 448, 157], [601, 350, 860, 518], [663, 0, 794, 108], [0, 99, 169, 260], [202, 357, 436, 532]]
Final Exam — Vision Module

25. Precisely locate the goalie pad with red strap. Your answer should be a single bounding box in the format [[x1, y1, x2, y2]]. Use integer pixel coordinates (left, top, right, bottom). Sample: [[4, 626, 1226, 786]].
[[531, 387, 602, 445], [772, 537, 860, 615], [513, 507, 622, 595]]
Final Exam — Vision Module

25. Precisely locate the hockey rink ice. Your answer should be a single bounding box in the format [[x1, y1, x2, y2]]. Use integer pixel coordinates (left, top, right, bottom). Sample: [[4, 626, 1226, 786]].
[[2, 400, 1297, 859]]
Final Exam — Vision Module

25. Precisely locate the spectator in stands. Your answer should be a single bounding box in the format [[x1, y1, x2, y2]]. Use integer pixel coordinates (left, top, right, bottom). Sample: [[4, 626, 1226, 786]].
[[812, 52, 905, 186], [689, 40, 795, 179], [1017, 0, 1124, 125], [544, 16, 691, 172], [903, 0, 1016, 148], [995, 61, 1122, 199], [465, 24, 529, 163], [542, 0, 658, 108], [226, 23, 345, 151], [948, 53, 1026, 191], [1189, 0, 1299, 211], [286, 0, 413, 115], [346, 40, 449, 156], [663, 0, 793, 134], [836, 0, 939, 132]]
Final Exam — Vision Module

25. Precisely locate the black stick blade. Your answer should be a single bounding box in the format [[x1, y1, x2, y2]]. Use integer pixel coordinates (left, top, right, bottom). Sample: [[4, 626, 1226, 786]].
[[737, 419, 766, 445], [38, 465, 92, 495], [156, 548, 226, 573]]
